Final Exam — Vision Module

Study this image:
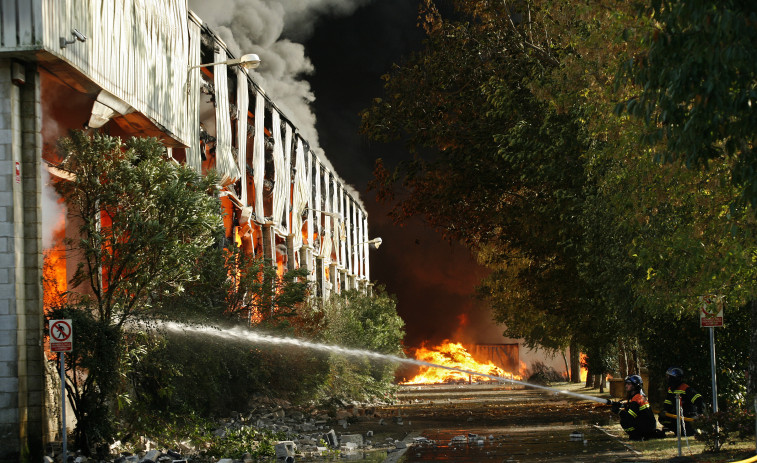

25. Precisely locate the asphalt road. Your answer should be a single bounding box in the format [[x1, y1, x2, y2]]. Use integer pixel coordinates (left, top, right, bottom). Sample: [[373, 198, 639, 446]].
[[346, 382, 641, 463]]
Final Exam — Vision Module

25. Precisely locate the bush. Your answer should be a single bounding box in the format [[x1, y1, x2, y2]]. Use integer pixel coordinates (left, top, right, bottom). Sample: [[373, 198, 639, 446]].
[[527, 361, 566, 385], [695, 408, 756, 452], [316, 287, 405, 402]]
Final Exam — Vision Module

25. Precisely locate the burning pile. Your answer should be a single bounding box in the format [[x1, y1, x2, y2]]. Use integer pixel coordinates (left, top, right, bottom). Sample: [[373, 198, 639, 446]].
[[401, 341, 522, 385]]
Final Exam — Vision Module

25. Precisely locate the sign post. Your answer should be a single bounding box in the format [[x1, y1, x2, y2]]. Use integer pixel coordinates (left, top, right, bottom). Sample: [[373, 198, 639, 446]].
[[50, 319, 73, 463], [699, 295, 723, 450]]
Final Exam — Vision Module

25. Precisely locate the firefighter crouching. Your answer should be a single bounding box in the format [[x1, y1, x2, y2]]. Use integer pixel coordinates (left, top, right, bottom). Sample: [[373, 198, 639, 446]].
[[610, 375, 659, 440], [659, 367, 703, 436]]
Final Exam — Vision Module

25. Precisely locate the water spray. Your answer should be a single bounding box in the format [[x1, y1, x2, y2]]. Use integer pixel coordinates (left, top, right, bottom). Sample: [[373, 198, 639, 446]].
[[155, 321, 612, 405]]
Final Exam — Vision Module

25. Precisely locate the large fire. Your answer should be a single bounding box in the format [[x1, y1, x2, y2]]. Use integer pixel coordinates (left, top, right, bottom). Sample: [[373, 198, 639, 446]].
[[401, 341, 522, 385]]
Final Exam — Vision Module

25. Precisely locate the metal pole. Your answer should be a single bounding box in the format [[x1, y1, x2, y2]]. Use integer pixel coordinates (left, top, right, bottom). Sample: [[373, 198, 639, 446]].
[[710, 327, 718, 413], [710, 326, 720, 451], [676, 395, 682, 457], [60, 352, 67, 463]]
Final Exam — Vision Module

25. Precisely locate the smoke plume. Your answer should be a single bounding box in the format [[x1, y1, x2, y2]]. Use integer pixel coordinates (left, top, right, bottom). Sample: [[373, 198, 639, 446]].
[[188, 0, 371, 162]]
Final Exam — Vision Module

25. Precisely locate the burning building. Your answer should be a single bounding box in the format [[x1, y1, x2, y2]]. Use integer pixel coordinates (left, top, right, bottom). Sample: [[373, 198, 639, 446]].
[[0, 1, 374, 459]]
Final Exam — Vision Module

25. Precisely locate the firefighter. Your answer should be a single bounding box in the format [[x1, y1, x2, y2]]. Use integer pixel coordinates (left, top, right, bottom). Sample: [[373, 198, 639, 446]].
[[610, 375, 658, 440], [659, 367, 703, 436]]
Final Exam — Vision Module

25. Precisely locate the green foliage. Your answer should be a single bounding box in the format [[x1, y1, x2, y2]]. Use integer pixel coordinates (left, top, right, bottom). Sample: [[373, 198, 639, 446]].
[[362, 0, 592, 353], [619, 1, 757, 207], [639, 302, 751, 408], [695, 408, 756, 452], [112, 410, 284, 460], [54, 131, 222, 325], [125, 250, 318, 417], [48, 131, 224, 454], [316, 287, 405, 401], [205, 426, 284, 459]]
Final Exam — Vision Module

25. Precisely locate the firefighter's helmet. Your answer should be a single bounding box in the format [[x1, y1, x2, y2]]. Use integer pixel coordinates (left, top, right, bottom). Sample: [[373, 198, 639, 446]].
[[666, 367, 684, 387], [624, 374, 643, 390]]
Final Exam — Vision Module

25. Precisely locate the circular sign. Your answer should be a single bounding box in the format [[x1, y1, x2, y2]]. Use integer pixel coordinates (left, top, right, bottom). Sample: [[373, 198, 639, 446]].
[[50, 320, 72, 342]]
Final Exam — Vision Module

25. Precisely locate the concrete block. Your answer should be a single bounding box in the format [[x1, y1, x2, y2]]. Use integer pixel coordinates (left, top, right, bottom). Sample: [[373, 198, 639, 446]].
[[340, 434, 363, 446], [0, 130, 11, 144], [0, 299, 9, 315], [0, 360, 15, 377], [0, 377, 18, 394], [274, 441, 296, 459], [0, 253, 13, 267], [140, 449, 161, 463], [323, 429, 338, 448], [0, 345, 17, 360], [0, 315, 14, 330], [0, 222, 13, 237], [0, 191, 12, 207], [0, 407, 18, 423], [0, 390, 16, 408]]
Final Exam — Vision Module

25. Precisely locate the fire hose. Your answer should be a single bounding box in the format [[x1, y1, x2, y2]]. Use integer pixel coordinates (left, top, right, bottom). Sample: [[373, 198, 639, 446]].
[[607, 399, 696, 423]]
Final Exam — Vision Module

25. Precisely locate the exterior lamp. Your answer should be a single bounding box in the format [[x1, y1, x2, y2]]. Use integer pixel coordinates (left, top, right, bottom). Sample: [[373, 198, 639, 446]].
[[188, 53, 261, 71], [353, 237, 382, 249]]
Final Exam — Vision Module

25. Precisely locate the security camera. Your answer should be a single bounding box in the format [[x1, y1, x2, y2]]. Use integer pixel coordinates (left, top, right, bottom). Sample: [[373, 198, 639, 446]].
[[72, 29, 87, 42]]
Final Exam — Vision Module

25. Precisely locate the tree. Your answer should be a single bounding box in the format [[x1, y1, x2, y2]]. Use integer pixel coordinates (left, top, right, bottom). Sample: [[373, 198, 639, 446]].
[[361, 0, 592, 354], [48, 131, 222, 453], [316, 287, 405, 401], [619, 0, 757, 395]]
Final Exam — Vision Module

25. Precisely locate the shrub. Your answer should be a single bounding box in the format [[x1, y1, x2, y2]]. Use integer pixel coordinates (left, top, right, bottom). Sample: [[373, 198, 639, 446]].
[[695, 408, 756, 452]]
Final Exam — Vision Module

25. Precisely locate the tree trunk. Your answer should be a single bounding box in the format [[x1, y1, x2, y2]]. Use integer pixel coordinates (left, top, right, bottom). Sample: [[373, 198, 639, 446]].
[[618, 338, 628, 378], [570, 341, 581, 383], [561, 350, 570, 381], [749, 300, 757, 395], [593, 373, 601, 389], [586, 368, 594, 388]]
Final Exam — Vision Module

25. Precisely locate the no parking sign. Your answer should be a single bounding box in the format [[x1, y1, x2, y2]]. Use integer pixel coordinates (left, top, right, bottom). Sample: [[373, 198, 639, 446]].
[[49, 319, 73, 352]]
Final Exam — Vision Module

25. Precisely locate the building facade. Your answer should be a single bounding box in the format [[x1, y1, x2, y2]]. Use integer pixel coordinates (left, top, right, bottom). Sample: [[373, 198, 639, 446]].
[[0, 1, 372, 459]]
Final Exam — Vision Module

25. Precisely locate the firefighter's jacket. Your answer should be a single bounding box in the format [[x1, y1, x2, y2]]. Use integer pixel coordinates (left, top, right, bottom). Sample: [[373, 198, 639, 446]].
[[660, 383, 703, 435], [663, 383, 703, 418], [618, 392, 657, 440]]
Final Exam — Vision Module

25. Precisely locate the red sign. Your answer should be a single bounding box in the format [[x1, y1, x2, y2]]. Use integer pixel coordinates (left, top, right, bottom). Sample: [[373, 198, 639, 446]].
[[15, 161, 20, 184], [699, 295, 724, 328], [49, 319, 73, 352]]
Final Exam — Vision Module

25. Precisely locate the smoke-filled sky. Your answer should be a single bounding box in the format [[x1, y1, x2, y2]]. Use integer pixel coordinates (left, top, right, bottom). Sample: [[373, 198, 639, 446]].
[[188, 0, 507, 348]]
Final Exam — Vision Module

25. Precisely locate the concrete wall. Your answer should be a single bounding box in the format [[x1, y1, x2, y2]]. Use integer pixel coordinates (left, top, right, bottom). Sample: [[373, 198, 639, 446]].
[[0, 59, 46, 463]]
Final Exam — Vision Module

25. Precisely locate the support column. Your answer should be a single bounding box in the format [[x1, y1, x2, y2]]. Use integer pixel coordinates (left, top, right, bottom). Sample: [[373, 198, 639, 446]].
[[261, 223, 275, 263], [299, 245, 313, 280], [329, 263, 338, 296], [285, 234, 296, 271], [315, 256, 325, 301], [0, 60, 45, 463], [338, 268, 347, 293]]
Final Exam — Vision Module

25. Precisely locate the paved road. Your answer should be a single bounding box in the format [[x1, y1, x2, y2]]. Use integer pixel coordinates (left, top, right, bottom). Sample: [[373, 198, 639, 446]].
[[372, 383, 640, 463]]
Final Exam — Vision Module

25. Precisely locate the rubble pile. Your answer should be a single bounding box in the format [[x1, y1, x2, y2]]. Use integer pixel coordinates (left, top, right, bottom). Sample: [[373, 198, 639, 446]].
[[44, 398, 405, 463]]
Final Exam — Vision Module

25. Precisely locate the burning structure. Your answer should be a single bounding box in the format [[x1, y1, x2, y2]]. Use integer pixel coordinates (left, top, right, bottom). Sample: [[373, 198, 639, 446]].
[[0, 1, 374, 459]]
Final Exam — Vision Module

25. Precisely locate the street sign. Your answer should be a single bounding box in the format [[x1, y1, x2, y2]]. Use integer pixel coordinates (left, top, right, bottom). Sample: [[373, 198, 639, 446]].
[[699, 294, 724, 328], [49, 319, 73, 352]]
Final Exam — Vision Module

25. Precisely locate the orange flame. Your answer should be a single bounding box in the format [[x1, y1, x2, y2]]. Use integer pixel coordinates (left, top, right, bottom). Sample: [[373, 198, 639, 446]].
[[401, 341, 522, 384], [579, 353, 588, 382], [43, 221, 67, 312]]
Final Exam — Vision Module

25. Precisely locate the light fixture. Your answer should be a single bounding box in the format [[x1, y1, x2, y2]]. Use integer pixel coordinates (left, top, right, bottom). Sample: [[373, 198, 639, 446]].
[[353, 237, 382, 249], [188, 53, 261, 71], [60, 29, 87, 48]]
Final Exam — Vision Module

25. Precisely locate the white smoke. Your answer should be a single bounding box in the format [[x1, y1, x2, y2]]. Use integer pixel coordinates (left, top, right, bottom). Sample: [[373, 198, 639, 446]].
[[188, 0, 369, 206]]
